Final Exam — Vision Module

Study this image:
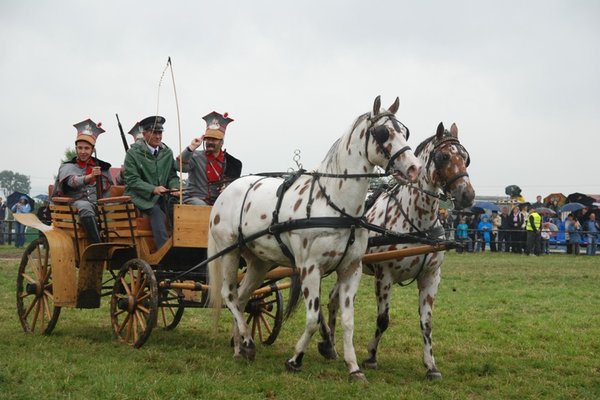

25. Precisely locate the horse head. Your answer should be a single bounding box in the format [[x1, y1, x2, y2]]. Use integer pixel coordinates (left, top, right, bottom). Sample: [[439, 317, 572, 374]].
[[427, 122, 475, 209], [366, 96, 421, 183]]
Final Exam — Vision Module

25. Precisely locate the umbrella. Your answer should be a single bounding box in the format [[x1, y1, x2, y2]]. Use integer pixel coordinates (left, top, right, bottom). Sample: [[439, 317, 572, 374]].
[[543, 193, 567, 207], [536, 207, 556, 216], [34, 194, 49, 201], [7, 191, 35, 210], [473, 200, 500, 212], [546, 222, 559, 232], [505, 185, 522, 197], [560, 202, 586, 213], [566, 192, 595, 207]]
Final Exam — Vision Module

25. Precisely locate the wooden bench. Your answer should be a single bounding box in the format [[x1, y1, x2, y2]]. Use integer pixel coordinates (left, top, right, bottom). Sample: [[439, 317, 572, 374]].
[[97, 196, 137, 245], [49, 197, 87, 239]]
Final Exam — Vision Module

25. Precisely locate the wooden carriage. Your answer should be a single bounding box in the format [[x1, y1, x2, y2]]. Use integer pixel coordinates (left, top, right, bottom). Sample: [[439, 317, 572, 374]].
[[15, 187, 290, 348]]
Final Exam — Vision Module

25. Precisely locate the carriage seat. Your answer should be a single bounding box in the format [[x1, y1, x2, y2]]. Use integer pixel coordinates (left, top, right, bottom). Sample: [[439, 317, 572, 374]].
[[49, 197, 89, 239]]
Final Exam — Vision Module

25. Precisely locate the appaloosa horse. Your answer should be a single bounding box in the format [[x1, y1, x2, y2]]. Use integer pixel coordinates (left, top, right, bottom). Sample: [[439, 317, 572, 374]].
[[324, 122, 474, 380], [208, 96, 421, 381]]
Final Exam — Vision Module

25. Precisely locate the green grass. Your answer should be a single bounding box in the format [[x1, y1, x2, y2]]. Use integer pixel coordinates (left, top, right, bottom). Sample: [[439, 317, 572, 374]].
[[1, 252, 600, 399]]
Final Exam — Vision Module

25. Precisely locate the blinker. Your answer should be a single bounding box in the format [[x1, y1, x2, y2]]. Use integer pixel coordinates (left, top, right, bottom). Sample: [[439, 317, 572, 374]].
[[372, 125, 389, 144]]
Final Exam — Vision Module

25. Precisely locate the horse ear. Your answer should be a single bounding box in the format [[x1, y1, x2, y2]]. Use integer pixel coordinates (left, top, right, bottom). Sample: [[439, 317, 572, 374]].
[[388, 97, 400, 114], [450, 123, 458, 137], [373, 95, 381, 116], [436, 122, 445, 138]]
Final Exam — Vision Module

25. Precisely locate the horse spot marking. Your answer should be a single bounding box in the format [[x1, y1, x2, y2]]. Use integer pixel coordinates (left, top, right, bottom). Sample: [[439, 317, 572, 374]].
[[308, 299, 313, 310], [245, 202, 252, 212], [299, 185, 309, 195], [303, 287, 309, 299], [426, 294, 434, 306], [213, 214, 220, 225], [294, 198, 303, 211], [314, 297, 320, 311], [345, 296, 350, 308], [308, 264, 315, 274], [253, 182, 263, 190], [303, 238, 308, 248], [260, 214, 267, 220]]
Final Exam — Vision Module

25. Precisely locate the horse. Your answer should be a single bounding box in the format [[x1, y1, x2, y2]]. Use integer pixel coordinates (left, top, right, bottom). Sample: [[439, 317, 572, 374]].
[[323, 122, 475, 380], [208, 96, 421, 381]]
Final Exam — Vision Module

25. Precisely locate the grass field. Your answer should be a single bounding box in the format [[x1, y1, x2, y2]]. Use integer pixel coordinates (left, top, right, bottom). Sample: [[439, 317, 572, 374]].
[[1, 247, 599, 399]]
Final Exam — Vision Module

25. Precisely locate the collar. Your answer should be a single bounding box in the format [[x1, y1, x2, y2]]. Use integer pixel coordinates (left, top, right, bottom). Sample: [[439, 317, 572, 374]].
[[206, 150, 225, 162], [76, 157, 96, 168]]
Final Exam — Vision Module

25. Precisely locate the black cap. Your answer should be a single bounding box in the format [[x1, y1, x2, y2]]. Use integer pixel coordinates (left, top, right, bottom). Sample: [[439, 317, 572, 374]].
[[139, 116, 166, 132]]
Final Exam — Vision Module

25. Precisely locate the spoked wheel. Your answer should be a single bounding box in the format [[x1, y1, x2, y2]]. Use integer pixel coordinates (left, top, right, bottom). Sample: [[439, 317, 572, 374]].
[[245, 289, 284, 345], [16, 238, 61, 335], [157, 287, 185, 330], [110, 259, 158, 348]]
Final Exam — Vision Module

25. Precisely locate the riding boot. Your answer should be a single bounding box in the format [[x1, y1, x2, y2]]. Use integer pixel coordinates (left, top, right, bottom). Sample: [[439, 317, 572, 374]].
[[80, 216, 101, 244]]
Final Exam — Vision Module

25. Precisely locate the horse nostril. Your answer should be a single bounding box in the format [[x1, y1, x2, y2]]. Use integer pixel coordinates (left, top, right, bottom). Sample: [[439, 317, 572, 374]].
[[407, 165, 419, 182]]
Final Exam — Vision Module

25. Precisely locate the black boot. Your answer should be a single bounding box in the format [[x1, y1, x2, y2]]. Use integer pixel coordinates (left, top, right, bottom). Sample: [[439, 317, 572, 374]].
[[80, 216, 101, 244]]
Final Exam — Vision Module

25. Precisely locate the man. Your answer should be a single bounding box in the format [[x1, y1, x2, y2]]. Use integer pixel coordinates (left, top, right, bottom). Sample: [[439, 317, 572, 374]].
[[525, 205, 542, 256], [11, 196, 31, 248], [585, 213, 599, 256], [54, 119, 113, 243], [177, 111, 242, 205], [498, 206, 511, 252], [531, 195, 543, 209], [0, 197, 6, 244], [123, 115, 180, 249]]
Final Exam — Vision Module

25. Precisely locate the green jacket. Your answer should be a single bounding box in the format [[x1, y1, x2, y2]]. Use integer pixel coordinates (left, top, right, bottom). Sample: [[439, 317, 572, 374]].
[[123, 140, 180, 210]]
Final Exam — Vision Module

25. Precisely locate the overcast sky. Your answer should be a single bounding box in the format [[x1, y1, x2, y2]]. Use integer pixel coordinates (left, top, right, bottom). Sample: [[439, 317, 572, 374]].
[[1, 1, 598, 203]]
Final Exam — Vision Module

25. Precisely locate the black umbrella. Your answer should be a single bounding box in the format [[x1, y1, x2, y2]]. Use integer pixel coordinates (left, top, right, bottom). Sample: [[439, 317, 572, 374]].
[[566, 192, 594, 207], [7, 191, 35, 210]]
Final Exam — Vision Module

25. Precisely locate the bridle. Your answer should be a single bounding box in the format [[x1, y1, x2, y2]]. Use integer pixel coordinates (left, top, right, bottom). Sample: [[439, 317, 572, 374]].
[[362, 112, 412, 174], [429, 136, 470, 195]]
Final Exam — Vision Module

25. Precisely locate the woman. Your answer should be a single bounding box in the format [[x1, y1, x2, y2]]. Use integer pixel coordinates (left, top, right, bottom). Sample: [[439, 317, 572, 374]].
[[11, 196, 31, 248], [567, 214, 582, 255], [509, 205, 524, 253]]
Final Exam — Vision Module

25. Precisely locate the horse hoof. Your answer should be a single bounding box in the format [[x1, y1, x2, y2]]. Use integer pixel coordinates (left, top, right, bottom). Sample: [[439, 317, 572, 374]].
[[348, 370, 368, 382], [285, 360, 302, 373], [239, 341, 256, 361], [361, 359, 378, 370], [426, 369, 443, 381], [318, 341, 338, 360]]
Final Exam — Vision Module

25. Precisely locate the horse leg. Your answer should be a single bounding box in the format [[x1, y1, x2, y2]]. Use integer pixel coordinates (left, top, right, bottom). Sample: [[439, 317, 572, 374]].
[[236, 257, 272, 349], [285, 267, 322, 373], [338, 261, 367, 381], [317, 283, 339, 360], [219, 251, 256, 361], [363, 266, 393, 370], [418, 267, 442, 380]]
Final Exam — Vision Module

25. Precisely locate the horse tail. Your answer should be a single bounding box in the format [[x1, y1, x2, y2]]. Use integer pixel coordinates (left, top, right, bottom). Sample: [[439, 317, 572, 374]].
[[207, 231, 223, 327], [283, 271, 302, 321]]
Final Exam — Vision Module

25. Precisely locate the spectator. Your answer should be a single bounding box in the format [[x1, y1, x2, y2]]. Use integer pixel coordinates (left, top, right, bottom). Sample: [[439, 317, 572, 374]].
[[525, 206, 542, 256], [509, 205, 524, 254], [498, 206, 511, 252], [490, 210, 501, 252], [531, 195, 543, 208], [477, 214, 493, 252], [468, 214, 479, 251], [11, 197, 31, 248], [439, 209, 454, 240], [541, 222, 551, 255], [585, 213, 599, 255], [0, 197, 6, 244], [455, 216, 472, 253], [566, 214, 582, 255]]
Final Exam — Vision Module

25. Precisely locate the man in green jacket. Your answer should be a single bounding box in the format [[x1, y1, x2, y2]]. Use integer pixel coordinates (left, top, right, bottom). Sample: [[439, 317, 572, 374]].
[[123, 115, 180, 249]]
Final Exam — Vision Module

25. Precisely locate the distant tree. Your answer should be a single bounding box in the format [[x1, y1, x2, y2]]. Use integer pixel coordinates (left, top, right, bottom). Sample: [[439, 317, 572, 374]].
[[0, 170, 31, 196], [63, 147, 76, 162]]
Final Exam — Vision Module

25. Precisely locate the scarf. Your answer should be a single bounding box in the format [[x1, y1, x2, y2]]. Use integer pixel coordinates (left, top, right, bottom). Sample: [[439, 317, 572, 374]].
[[76, 158, 97, 184], [206, 151, 225, 183]]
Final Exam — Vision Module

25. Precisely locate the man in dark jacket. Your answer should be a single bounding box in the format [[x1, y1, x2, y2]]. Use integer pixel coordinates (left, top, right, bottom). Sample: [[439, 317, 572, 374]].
[[123, 116, 180, 249], [177, 111, 242, 205]]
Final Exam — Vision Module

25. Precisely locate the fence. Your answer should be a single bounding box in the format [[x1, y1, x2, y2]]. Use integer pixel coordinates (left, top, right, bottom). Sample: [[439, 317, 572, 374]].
[[0, 219, 41, 246]]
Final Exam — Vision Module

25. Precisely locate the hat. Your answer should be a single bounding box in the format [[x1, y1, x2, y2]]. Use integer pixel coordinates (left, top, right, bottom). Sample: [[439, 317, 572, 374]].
[[202, 111, 234, 139], [73, 119, 105, 146], [128, 122, 143, 141], [139, 116, 166, 132]]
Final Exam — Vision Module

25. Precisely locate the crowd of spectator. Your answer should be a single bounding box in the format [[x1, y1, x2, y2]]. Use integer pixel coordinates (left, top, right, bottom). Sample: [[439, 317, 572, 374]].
[[439, 198, 599, 256]]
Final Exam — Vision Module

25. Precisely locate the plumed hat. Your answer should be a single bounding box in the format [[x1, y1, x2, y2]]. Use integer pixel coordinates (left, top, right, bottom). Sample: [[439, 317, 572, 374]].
[[202, 111, 234, 139]]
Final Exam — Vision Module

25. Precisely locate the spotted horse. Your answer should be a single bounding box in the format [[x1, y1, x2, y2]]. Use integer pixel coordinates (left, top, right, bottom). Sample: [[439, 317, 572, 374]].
[[323, 122, 475, 380], [208, 96, 421, 381]]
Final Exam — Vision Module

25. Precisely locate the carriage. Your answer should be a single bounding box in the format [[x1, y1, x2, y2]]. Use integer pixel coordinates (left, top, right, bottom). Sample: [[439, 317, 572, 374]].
[[14, 96, 473, 381], [15, 188, 292, 348]]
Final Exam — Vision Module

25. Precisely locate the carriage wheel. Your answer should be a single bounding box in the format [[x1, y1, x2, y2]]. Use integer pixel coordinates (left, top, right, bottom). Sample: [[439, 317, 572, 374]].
[[16, 238, 61, 335], [245, 289, 283, 345], [157, 287, 185, 330], [110, 259, 158, 348]]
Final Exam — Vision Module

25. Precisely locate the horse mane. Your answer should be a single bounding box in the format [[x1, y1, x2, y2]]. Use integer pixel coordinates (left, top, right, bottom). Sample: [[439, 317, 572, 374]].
[[320, 112, 370, 170]]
